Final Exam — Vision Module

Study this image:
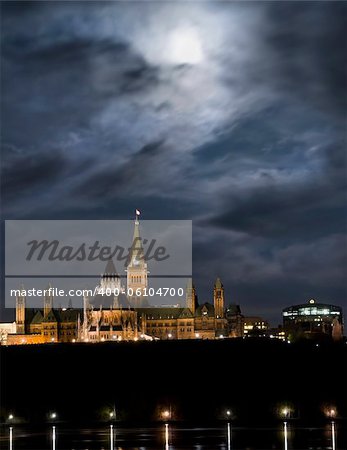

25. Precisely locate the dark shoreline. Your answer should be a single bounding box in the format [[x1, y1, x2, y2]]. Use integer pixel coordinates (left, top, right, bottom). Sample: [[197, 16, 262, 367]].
[[1, 339, 346, 423]]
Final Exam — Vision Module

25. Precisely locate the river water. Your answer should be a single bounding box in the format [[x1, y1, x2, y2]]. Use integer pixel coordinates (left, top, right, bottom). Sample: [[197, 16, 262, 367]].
[[1, 422, 346, 450]]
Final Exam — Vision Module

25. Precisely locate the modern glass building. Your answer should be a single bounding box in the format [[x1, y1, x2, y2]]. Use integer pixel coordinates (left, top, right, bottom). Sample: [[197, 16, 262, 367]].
[[282, 299, 343, 341]]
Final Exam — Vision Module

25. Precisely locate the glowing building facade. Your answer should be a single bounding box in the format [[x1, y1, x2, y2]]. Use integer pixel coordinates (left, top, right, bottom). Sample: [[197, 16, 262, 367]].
[[283, 299, 343, 341]]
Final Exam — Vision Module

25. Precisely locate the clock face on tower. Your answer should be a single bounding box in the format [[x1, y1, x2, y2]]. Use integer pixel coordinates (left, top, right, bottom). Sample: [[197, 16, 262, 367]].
[[133, 258, 139, 266]]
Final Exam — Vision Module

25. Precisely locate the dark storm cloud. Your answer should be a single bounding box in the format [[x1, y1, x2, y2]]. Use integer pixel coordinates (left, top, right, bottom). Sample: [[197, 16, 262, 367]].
[[1, 1, 346, 323], [207, 145, 346, 240], [74, 139, 166, 199], [263, 2, 347, 117], [2, 145, 67, 197]]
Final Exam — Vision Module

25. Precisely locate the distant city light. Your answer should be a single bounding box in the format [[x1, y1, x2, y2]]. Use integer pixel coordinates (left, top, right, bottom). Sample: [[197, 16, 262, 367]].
[[162, 410, 170, 418], [109, 411, 114, 418], [50, 412, 57, 419], [195, 333, 200, 338], [226, 410, 231, 416], [8, 414, 14, 420]]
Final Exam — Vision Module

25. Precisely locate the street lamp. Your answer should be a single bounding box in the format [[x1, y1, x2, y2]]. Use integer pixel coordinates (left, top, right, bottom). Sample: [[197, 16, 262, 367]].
[[325, 407, 337, 450], [109, 408, 116, 421], [8, 415, 14, 450], [282, 408, 289, 419], [108, 407, 116, 450], [168, 333, 172, 339], [279, 406, 291, 450], [163, 410, 170, 419], [223, 410, 232, 449], [48, 413, 57, 450], [326, 407, 336, 418]]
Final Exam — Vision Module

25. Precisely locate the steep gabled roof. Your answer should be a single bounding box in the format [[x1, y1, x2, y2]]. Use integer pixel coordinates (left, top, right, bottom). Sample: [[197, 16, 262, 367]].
[[214, 277, 223, 288], [42, 309, 59, 323], [104, 258, 118, 276], [31, 310, 44, 325], [195, 302, 215, 317], [226, 304, 241, 316], [58, 309, 80, 322], [177, 308, 194, 319]]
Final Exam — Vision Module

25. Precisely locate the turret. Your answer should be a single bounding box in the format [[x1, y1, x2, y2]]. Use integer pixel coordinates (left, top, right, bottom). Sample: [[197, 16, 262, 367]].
[[16, 284, 26, 334], [213, 277, 224, 319], [186, 279, 197, 314], [44, 283, 53, 317]]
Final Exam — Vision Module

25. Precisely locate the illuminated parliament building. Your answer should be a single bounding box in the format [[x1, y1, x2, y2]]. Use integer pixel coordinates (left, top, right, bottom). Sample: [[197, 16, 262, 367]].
[[5, 215, 244, 345]]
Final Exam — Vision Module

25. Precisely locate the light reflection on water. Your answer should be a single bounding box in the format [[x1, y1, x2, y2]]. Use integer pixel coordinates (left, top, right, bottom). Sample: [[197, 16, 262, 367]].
[[0, 422, 345, 450]]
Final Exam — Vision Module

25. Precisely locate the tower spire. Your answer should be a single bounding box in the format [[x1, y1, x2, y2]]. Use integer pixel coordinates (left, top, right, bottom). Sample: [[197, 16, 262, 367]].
[[127, 209, 148, 307], [129, 209, 144, 264], [214, 277, 225, 319]]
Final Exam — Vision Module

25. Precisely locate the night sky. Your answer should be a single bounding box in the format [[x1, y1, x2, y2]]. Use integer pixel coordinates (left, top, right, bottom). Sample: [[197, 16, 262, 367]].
[[1, 1, 346, 324]]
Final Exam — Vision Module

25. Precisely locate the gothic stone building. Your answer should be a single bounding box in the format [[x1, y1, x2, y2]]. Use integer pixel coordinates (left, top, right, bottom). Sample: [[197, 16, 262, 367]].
[[7, 287, 80, 345], [6, 215, 244, 344]]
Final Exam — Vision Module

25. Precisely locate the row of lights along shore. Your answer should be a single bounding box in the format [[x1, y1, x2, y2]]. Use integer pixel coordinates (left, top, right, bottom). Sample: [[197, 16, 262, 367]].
[[5, 406, 338, 423], [5, 407, 339, 450]]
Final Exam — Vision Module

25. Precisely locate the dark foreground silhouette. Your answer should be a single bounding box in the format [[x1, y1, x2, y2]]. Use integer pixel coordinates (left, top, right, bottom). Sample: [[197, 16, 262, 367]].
[[1, 338, 346, 423]]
